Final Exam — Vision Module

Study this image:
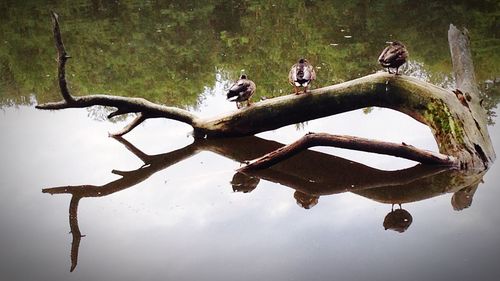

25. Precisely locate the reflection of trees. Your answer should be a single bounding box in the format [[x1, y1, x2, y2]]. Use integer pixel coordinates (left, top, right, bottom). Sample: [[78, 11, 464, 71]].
[[0, 0, 218, 106], [43, 135, 487, 271], [1, 0, 498, 107], [479, 81, 500, 125]]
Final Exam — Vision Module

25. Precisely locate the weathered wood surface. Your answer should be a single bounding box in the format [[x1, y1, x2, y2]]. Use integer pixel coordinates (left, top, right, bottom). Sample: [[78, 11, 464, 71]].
[[237, 24, 496, 171], [447, 24, 495, 167], [36, 13, 494, 169]]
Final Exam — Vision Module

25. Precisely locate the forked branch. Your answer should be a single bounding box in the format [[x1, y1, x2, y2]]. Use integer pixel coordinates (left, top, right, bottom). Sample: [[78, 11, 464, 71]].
[[37, 12, 198, 136], [36, 13, 494, 169]]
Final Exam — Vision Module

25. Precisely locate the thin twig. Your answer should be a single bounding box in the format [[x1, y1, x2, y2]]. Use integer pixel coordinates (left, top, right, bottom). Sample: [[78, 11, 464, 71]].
[[108, 113, 147, 137]]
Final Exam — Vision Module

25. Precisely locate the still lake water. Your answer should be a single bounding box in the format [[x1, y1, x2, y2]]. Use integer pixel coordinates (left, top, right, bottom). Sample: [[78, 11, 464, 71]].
[[1, 1, 500, 281]]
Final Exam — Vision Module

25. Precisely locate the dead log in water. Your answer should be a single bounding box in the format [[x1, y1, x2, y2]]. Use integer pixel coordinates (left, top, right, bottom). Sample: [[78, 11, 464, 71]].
[[36, 13, 494, 170]]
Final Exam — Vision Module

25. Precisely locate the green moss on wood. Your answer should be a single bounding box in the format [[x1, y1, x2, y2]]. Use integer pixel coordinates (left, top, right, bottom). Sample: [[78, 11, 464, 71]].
[[423, 99, 465, 153]]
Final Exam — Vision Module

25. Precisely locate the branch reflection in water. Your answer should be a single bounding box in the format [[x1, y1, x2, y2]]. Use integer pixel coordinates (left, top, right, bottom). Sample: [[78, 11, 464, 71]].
[[42, 135, 486, 271]]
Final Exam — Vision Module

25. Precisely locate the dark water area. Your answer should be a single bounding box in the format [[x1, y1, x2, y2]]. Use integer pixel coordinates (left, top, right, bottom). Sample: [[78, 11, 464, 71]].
[[1, 1, 500, 281]]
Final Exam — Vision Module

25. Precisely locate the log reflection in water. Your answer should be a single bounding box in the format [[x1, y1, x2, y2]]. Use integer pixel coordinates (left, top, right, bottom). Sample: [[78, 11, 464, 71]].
[[43, 137, 200, 271], [42, 135, 487, 271]]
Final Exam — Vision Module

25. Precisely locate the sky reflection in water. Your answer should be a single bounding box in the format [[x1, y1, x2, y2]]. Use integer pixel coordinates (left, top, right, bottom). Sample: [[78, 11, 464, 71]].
[[1, 93, 500, 281], [1, 1, 500, 280]]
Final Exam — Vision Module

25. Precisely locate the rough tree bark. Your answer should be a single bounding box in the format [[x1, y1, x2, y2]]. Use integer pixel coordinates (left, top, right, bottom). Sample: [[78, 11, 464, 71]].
[[239, 24, 496, 171], [36, 13, 494, 170]]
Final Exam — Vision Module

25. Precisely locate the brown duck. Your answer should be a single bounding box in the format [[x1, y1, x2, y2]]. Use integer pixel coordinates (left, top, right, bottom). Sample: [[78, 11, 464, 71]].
[[288, 58, 316, 94], [378, 41, 408, 75], [226, 74, 256, 109]]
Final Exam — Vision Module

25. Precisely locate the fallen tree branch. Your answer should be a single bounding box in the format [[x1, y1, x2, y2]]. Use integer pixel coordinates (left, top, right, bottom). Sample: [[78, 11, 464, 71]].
[[37, 12, 198, 133], [36, 13, 495, 169], [51, 11, 73, 103], [108, 113, 146, 137], [238, 133, 457, 171]]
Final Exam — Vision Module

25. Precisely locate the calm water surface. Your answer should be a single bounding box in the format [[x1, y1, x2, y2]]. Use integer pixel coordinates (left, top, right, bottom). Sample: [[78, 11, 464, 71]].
[[1, 1, 499, 281]]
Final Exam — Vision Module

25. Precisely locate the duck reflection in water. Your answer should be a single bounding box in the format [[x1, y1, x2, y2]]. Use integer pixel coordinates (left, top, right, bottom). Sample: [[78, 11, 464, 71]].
[[230, 172, 260, 193], [451, 183, 480, 211], [42, 135, 487, 271], [383, 204, 413, 233], [294, 191, 319, 209]]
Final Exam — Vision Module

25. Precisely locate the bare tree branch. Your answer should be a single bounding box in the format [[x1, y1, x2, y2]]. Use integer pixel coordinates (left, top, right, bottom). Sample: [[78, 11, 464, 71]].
[[238, 133, 457, 172], [38, 13, 198, 135], [108, 113, 147, 137], [50, 11, 74, 103], [36, 13, 495, 169]]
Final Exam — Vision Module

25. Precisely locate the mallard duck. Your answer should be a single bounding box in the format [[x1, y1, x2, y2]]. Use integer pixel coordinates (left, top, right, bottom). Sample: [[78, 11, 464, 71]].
[[288, 58, 316, 94], [226, 74, 256, 109], [378, 41, 408, 75]]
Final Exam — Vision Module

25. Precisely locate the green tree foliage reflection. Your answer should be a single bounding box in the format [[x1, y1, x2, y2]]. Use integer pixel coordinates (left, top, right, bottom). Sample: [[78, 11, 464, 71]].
[[0, 0, 498, 112]]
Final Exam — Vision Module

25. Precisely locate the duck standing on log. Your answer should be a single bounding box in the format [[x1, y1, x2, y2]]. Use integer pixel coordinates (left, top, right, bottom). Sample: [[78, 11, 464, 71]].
[[227, 74, 256, 109], [378, 41, 408, 75], [288, 58, 316, 94]]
